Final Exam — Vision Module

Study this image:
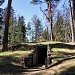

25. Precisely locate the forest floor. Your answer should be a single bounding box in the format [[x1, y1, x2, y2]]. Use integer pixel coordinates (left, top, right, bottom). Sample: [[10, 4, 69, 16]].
[[0, 42, 75, 75], [26, 58, 75, 75], [0, 58, 75, 75]]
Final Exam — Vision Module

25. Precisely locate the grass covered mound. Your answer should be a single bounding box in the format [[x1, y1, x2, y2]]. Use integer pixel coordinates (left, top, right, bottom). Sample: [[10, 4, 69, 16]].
[[0, 51, 33, 74], [0, 42, 75, 74], [0, 51, 32, 67]]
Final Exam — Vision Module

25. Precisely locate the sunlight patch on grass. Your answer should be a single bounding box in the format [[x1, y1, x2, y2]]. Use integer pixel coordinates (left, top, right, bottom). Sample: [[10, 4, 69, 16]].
[[57, 49, 75, 53], [0, 51, 31, 57], [52, 48, 59, 51], [37, 41, 63, 45], [26, 41, 63, 45], [52, 48, 75, 53], [51, 48, 75, 58], [66, 42, 75, 45]]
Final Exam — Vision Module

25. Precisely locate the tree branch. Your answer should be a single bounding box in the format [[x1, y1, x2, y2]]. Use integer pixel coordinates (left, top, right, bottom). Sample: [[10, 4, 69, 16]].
[[40, 7, 50, 22]]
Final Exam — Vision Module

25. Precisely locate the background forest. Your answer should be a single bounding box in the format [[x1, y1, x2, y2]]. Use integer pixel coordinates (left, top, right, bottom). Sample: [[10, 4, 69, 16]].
[[0, 1, 75, 75], [0, 0, 75, 51]]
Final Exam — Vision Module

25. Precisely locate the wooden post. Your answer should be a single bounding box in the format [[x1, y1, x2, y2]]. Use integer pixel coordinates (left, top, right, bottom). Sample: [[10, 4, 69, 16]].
[[45, 57, 47, 69]]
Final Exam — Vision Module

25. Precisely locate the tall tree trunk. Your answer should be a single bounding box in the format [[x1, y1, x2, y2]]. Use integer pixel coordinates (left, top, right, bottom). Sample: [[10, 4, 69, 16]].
[[73, 0, 75, 28], [72, 0, 75, 42], [2, 0, 12, 51], [68, 0, 74, 42], [46, 0, 53, 41]]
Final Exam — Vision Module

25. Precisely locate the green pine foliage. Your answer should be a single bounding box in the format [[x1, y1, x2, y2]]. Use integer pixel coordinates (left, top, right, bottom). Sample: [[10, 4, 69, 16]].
[[3, 7, 27, 44], [8, 16, 17, 44], [31, 15, 43, 42], [42, 27, 49, 41], [53, 12, 71, 42], [16, 16, 26, 43], [26, 22, 31, 42], [53, 13, 65, 42], [0, 1, 5, 44]]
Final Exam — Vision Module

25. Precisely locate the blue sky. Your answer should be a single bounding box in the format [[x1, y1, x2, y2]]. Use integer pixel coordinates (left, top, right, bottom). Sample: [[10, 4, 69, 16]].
[[1, 0, 68, 25]]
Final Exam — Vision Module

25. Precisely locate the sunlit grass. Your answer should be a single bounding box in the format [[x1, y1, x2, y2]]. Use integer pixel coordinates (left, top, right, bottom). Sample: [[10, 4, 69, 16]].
[[51, 47, 75, 63], [26, 41, 64, 45], [0, 51, 31, 57], [52, 48, 75, 52]]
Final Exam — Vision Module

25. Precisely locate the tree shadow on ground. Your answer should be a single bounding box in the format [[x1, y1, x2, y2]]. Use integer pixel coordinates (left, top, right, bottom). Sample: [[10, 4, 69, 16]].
[[0, 63, 43, 75], [49, 43, 75, 49], [0, 55, 43, 75], [48, 56, 75, 69], [58, 66, 75, 75], [0, 63, 24, 73]]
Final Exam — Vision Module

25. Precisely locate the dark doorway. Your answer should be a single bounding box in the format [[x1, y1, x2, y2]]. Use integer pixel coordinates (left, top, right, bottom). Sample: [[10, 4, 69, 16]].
[[37, 45, 47, 64]]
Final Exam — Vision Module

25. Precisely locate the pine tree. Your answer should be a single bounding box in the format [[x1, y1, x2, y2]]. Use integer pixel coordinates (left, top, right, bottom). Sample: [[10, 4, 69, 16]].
[[64, 19, 71, 43], [8, 13, 17, 44], [42, 27, 49, 41], [0, 0, 5, 45], [16, 16, 26, 43], [31, 29, 35, 42], [2, 0, 12, 51], [2, 6, 16, 47], [31, 15, 43, 42], [53, 13, 65, 42], [26, 22, 31, 42], [53, 11, 72, 42], [0, 8, 3, 44], [0, 0, 5, 29], [31, 0, 61, 41]]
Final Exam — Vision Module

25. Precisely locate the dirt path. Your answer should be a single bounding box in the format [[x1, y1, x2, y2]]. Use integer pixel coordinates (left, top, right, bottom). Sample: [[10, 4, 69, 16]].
[[22, 58, 75, 75], [1, 57, 75, 75]]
